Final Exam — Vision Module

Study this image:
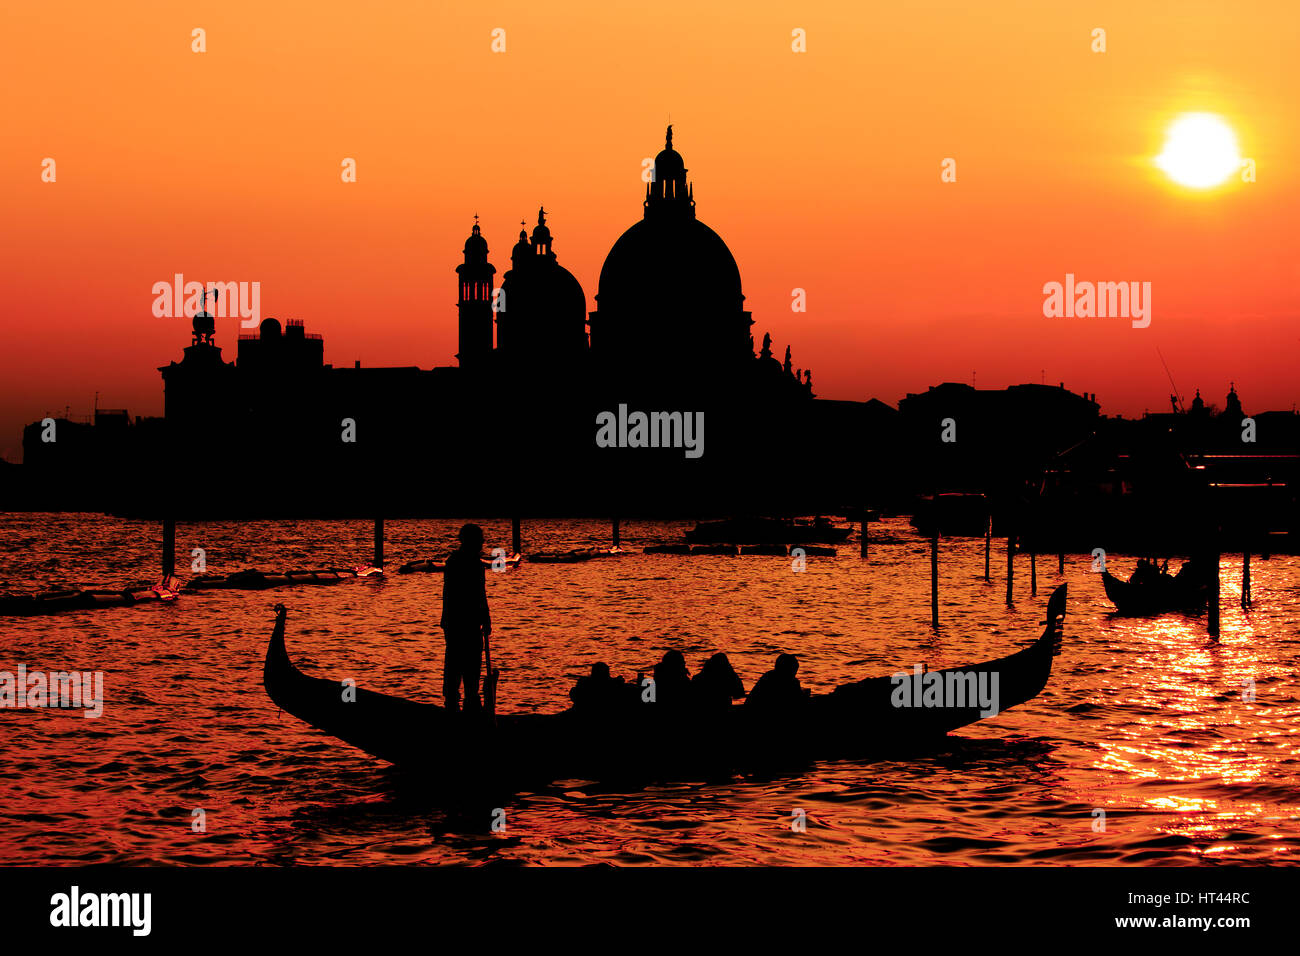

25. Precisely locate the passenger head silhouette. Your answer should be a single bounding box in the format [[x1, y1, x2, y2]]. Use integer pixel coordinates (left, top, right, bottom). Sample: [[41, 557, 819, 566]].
[[701, 652, 744, 696], [775, 653, 799, 678], [657, 650, 689, 681]]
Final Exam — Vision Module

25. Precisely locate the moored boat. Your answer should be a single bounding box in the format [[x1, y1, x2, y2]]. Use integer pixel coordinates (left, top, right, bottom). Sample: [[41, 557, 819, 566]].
[[397, 553, 521, 574], [685, 516, 852, 544], [185, 566, 385, 590], [0, 576, 181, 616], [527, 548, 622, 564]]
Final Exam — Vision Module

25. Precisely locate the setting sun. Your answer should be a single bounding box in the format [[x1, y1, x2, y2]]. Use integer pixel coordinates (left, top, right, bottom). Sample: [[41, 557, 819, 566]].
[[1156, 113, 1243, 188]]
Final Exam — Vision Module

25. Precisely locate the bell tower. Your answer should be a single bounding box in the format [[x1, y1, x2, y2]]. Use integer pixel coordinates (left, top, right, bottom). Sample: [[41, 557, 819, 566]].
[[456, 216, 496, 369]]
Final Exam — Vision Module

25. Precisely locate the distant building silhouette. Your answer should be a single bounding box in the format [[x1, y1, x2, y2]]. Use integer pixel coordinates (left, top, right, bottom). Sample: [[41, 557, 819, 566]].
[[7, 128, 1297, 532], [121, 125, 833, 515]]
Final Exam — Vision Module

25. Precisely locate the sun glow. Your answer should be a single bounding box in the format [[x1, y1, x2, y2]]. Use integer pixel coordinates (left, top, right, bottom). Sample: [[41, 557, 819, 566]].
[[1155, 113, 1242, 189]]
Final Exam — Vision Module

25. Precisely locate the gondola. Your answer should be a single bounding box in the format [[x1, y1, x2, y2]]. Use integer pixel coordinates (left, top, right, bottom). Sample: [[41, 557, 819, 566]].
[[1101, 563, 1209, 615], [263, 585, 1066, 792]]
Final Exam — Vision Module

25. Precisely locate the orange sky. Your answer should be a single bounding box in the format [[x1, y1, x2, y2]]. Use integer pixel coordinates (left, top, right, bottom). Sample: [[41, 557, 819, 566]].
[[3, 0, 1298, 461]]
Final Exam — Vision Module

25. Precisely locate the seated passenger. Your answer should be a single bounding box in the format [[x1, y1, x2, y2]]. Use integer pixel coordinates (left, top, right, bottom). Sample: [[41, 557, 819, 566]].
[[745, 653, 805, 711], [569, 662, 626, 714], [651, 650, 691, 707], [689, 652, 746, 713], [1130, 558, 1153, 586]]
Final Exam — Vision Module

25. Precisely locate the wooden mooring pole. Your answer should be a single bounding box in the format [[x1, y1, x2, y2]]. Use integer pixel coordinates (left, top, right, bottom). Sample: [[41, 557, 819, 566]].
[[930, 531, 939, 629], [984, 515, 991, 582], [861, 511, 869, 558], [1208, 547, 1221, 638], [1242, 550, 1251, 608], [1030, 547, 1038, 598], [162, 517, 176, 578], [1005, 535, 1015, 606]]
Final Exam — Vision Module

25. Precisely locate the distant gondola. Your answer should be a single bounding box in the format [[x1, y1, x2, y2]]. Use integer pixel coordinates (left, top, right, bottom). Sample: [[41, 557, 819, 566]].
[[263, 586, 1066, 792], [1101, 561, 1210, 616]]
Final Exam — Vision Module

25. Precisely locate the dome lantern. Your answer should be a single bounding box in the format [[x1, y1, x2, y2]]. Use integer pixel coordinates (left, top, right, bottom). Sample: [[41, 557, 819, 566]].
[[647, 124, 694, 217]]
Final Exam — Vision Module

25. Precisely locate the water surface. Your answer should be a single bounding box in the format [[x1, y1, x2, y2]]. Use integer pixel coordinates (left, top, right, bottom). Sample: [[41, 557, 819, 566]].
[[0, 514, 1296, 865]]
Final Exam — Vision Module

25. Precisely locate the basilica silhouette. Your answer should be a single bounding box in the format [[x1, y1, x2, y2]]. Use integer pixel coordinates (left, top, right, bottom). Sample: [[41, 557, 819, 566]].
[[138, 127, 864, 516], [453, 127, 811, 392]]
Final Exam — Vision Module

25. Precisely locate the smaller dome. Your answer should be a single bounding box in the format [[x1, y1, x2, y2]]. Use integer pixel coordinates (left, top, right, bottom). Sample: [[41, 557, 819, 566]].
[[259, 317, 282, 339], [511, 227, 530, 265], [463, 223, 487, 257]]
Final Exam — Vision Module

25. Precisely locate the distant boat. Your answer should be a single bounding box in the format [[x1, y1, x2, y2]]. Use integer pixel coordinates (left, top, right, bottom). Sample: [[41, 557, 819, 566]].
[[642, 543, 837, 556], [684, 516, 852, 545], [262, 586, 1066, 791], [397, 554, 522, 574], [0, 576, 180, 616], [527, 548, 624, 564], [1102, 562, 1210, 615], [185, 568, 364, 590]]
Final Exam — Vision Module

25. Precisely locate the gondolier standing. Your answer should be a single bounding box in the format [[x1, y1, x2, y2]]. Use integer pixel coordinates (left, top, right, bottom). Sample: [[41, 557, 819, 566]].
[[441, 523, 492, 712]]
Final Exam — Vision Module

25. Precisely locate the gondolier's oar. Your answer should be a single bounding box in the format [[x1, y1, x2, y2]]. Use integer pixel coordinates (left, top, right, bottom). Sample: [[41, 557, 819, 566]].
[[483, 628, 499, 718]]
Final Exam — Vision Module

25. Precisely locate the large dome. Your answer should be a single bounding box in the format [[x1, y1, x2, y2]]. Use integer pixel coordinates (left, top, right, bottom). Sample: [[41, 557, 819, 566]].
[[596, 216, 742, 315], [589, 127, 752, 368]]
